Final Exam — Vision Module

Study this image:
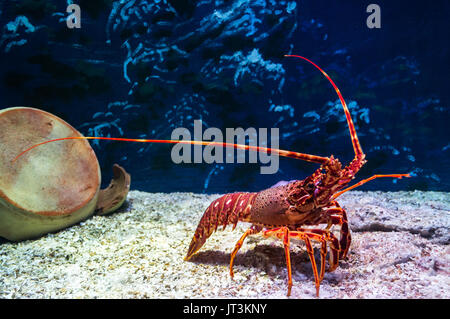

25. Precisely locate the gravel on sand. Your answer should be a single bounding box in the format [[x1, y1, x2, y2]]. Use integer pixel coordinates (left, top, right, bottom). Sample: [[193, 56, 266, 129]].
[[0, 190, 448, 298]]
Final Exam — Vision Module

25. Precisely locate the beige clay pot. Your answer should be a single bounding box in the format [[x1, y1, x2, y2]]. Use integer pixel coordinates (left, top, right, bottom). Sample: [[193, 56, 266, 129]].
[[0, 107, 130, 241]]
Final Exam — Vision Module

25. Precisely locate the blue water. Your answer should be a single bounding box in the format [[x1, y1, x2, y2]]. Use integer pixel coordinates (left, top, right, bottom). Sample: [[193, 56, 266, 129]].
[[0, 1, 448, 193]]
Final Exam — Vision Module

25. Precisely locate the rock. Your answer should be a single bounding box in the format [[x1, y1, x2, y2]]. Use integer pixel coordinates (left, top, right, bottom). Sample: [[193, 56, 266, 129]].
[[338, 191, 450, 245]]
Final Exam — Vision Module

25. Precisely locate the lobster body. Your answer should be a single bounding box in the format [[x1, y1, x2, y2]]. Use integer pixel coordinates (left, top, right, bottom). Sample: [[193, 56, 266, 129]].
[[186, 179, 322, 259], [186, 155, 357, 261], [185, 159, 359, 297], [184, 55, 409, 297]]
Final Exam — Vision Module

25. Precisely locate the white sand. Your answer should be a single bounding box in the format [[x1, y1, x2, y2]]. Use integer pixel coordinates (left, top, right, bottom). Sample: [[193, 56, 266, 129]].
[[0, 190, 448, 298]]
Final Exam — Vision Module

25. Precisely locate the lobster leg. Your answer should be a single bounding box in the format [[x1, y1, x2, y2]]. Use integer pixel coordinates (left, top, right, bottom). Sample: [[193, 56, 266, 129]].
[[319, 238, 327, 281], [282, 227, 293, 296], [263, 227, 293, 296], [229, 225, 261, 278], [301, 234, 320, 296], [325, 201, 351, 259], [263, 227, 324, 297], [294, 227, 340, 275]]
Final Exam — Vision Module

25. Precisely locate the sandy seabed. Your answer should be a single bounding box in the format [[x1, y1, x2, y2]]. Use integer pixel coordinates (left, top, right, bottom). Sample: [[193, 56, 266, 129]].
[[0, 190, 448, 299]]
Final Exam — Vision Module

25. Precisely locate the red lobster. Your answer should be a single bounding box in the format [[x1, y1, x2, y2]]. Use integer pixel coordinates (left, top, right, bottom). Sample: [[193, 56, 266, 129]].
[[12, 55, 410, 297], [183, 55, 410, 297]]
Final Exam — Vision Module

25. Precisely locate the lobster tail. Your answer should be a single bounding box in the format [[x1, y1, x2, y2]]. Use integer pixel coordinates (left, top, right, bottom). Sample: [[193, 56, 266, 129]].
[[185, 192, 256, 260]]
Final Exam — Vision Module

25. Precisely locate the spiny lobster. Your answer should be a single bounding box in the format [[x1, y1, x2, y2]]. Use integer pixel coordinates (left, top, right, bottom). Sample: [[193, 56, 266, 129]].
[[183, 55, 410, 297], [11, 55, 410, 297]]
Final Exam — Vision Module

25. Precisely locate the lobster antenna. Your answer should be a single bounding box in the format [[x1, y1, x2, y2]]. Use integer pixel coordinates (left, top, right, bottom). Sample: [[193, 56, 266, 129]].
[[13, 55, 358, 166], [331, 173, 411, 200], [284, 55, 364, 158], [12, 136, 330, 164]]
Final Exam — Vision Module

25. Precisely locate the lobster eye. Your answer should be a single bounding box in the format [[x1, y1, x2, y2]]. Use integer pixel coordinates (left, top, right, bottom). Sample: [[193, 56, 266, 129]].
[[306, 182, 314, 190]]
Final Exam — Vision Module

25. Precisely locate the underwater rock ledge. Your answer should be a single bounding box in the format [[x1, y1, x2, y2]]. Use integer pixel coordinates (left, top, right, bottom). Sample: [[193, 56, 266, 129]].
[[0, 190, 448, 298]]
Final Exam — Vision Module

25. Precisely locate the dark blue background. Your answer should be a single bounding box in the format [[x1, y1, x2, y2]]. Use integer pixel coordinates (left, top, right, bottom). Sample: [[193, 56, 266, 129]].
[[0, 1, 448, 193]]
